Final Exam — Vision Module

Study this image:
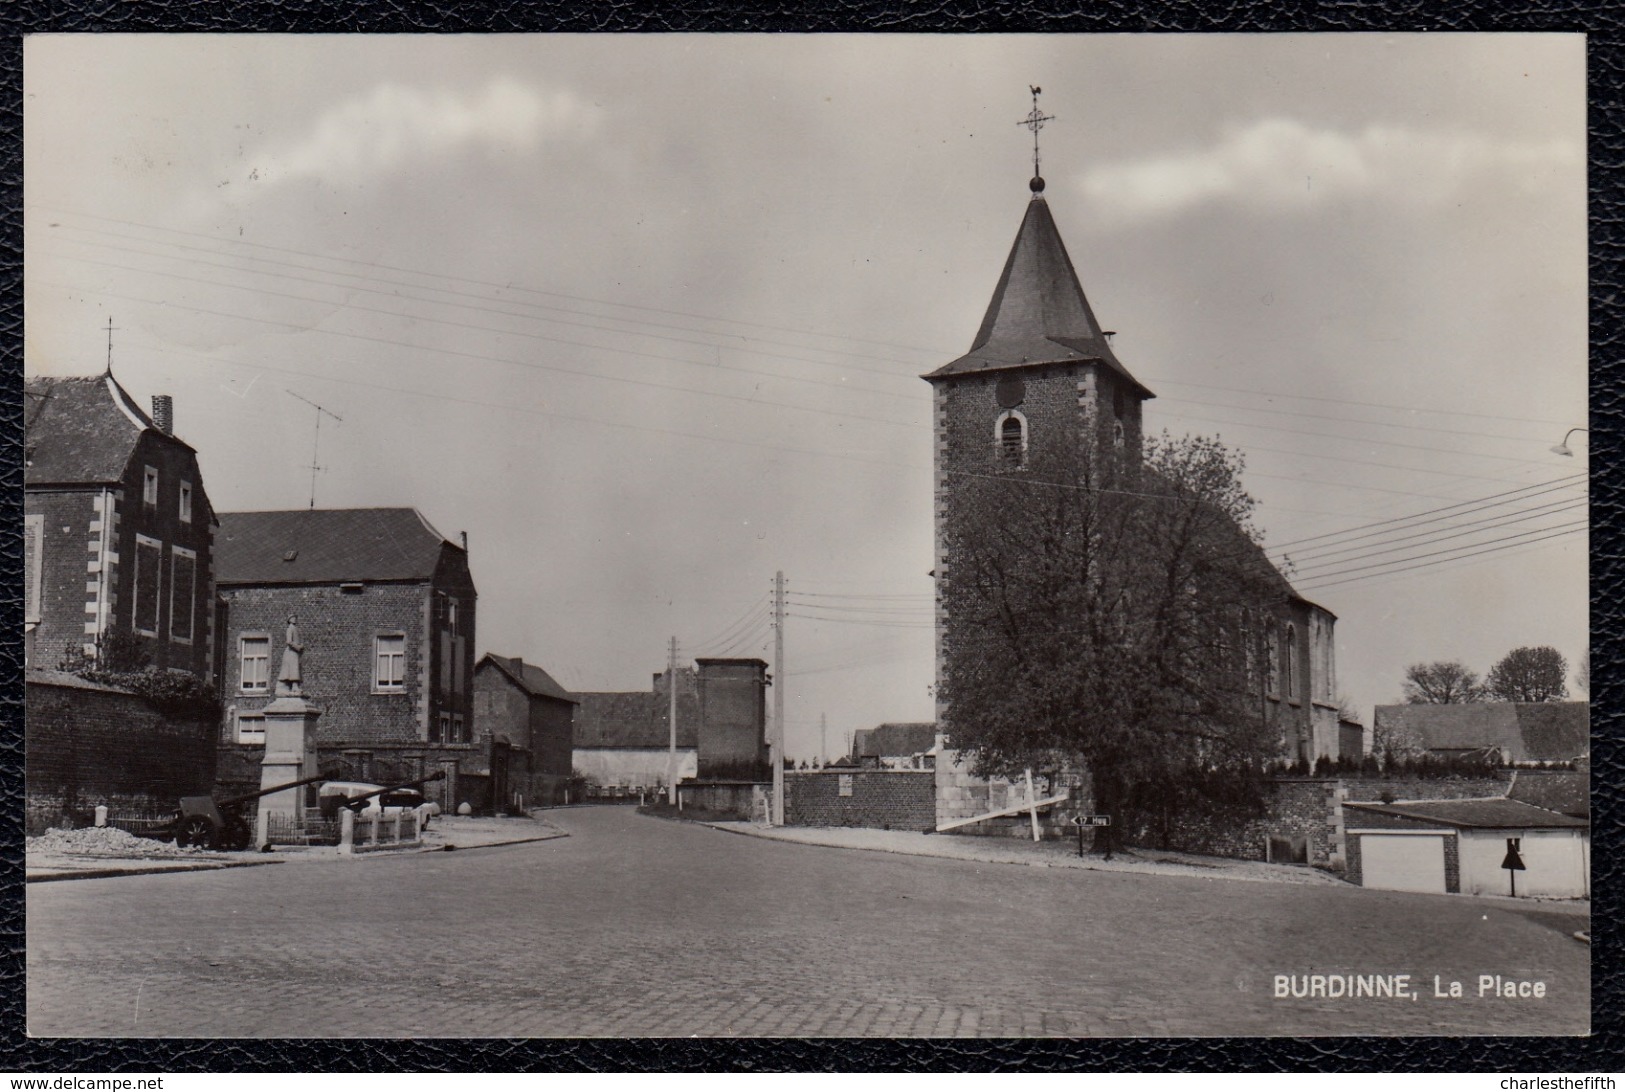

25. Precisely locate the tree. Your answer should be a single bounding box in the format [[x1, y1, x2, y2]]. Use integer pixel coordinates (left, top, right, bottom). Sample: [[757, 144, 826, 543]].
[[938, 433, 1286, 853], [1575, 650, 1589, 697], [1485, 646, 1569, 703], [1400, 661, 1483, 704]]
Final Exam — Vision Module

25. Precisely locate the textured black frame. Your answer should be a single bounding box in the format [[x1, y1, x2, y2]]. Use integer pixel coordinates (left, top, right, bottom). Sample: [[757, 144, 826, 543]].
[[0, 2, 1616, 1074]]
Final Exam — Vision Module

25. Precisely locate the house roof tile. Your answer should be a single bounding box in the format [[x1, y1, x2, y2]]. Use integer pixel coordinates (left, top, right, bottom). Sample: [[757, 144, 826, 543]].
[[574, 670, 700, 749], [1372, 702, 1588, 762], [853, 722, 938, 758], [217, 508, 456, 585], [478, 654, 576, 704], [25, 373, 193, 486]]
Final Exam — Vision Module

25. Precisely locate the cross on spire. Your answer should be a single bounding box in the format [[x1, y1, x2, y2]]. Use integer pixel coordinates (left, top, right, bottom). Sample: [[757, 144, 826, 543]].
[[1018, 85, 1054, 187], [104, 316, 117, 375]]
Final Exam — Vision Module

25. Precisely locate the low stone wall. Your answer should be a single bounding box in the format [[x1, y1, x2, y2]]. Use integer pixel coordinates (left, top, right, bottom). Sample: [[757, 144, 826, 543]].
[[786, 769, 935, 831], [677, 779, 767, 819], [27, 674, 217, 835]]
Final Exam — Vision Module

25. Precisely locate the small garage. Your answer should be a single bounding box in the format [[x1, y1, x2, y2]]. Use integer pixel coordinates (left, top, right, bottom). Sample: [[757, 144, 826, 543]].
[[1345, 798, 1589, 899]]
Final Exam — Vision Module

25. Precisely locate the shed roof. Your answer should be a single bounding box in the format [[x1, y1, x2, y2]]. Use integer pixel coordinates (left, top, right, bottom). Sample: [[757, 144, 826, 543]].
[[853, 722, 937, 758], [25, 373, 194, 486], [924, 195, 1153, 400], [217, 508, 456, 586], [477, 654, 576, 705], [1506, 770, 1589, 820], [1344, 798, 1588, 830]]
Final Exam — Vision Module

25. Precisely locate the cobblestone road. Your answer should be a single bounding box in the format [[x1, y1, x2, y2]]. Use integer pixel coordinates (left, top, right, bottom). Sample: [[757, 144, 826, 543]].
[[27, 806, 1589, 1037]]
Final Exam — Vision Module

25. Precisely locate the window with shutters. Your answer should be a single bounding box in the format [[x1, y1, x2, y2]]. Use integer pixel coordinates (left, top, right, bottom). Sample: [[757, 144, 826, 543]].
[[24, 514, 42, 626], [169, 546, 196, 643], [133, 534, 162, 635]]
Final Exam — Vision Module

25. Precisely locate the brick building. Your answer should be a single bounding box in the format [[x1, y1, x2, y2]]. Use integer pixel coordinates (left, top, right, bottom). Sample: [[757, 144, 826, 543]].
[[24, 373, 216, 678], [214, 507, 477, 810], [472, 653, 578, 809], [925, 174, 1343, 828]]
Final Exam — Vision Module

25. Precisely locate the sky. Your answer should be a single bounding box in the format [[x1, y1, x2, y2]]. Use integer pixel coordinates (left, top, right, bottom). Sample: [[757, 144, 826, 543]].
[[24, 34, 1588, 762]]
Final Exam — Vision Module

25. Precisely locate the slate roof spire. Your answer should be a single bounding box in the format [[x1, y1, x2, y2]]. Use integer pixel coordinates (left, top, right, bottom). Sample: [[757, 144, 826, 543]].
[[925, 173, 1154, 401]]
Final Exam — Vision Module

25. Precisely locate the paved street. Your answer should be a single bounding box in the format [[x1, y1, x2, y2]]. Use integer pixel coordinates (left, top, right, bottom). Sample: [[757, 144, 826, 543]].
[[28, 806, 1588, 1037]]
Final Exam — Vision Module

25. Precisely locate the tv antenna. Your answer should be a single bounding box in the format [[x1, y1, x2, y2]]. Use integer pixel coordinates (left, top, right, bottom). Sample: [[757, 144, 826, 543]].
[[286, 390, 343, 509]]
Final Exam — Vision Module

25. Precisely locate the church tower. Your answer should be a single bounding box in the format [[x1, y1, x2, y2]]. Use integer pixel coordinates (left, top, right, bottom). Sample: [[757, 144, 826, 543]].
[[923, 170, 1155, 731]]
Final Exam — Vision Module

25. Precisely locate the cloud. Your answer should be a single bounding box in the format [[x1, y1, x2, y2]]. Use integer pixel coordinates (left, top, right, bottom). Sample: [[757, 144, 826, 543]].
[[251, 78, 598, 187], [1075, 118, 1577, 226]]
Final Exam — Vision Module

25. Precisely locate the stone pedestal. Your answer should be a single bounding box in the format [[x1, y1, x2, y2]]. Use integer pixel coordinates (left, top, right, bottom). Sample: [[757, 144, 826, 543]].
[[255, 694, 322, 849]]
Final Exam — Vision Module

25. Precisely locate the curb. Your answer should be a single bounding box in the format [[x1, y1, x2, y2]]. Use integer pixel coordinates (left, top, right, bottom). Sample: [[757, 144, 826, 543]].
[[26, 858, 284, 884], [692, 820, 1346, 887]]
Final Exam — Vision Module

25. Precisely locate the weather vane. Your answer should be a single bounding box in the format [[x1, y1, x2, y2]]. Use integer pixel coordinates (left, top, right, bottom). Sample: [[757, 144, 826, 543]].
[[1018, 85, 1054, 184]]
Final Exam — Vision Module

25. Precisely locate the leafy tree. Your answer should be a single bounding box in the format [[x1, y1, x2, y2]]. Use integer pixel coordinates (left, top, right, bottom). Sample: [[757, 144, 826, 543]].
[[938, 433, 1287, 854], [1485, 646, 1569, 703], [1400, 661, 1483, 704]]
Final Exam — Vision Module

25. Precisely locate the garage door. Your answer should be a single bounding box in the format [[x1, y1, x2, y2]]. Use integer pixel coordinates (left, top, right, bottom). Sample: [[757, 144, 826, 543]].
[[1360, 833, 1447, 893]]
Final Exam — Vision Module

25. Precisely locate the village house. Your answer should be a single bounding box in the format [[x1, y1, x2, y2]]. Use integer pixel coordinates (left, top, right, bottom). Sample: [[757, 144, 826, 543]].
[[25, 374, 217, 677], [852, 723, 938, 770], [1371, 702, 1589, 765], [23, 373, 221, 829], [214, 507, 477, 812], [472, 653, 577, 809]]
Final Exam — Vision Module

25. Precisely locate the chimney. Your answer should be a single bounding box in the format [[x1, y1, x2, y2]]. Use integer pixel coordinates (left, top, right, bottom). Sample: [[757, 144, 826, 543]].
[[512, 655, 523, 674], [459, 530, 468, 551], [151, 395, 174, 436]]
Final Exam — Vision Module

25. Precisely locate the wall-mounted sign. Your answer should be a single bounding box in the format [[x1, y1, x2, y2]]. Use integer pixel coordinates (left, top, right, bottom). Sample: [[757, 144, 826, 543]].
[[838, 774, 854, 797]]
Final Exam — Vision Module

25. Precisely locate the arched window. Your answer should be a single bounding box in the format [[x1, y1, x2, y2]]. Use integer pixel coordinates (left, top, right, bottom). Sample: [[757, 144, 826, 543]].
[[995, 410, 1027, 466], [1284, 624, 1297, 700]]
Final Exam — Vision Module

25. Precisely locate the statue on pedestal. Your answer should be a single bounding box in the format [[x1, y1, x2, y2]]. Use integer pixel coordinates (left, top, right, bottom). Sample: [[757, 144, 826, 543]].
[[276, 616, 304, 696]]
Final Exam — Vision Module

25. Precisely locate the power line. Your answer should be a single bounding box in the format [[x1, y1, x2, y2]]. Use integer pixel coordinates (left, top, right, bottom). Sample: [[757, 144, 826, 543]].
[[1283, 498, 1585, 573]]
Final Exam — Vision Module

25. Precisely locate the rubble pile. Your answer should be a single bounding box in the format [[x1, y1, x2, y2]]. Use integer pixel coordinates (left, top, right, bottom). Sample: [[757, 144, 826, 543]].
[[27, 826, 203, 858]]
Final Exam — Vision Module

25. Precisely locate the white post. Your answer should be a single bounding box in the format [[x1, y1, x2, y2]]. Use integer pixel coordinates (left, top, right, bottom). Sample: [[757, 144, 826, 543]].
[[1026, 768, 1041, 842], [340, 807, 355, 854], [94, 805, 108, 828]]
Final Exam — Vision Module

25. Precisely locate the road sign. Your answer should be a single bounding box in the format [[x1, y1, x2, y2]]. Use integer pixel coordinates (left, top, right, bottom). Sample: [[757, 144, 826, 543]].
[[1502, 838, 1526, 871], [1074, 814, 1111, 827]]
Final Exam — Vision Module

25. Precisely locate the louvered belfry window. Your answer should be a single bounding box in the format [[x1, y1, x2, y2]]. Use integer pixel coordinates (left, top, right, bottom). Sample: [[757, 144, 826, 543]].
[[1001, 416, 1024, 463]]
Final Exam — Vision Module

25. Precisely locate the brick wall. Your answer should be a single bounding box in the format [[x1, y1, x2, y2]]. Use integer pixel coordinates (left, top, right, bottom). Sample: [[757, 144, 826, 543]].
[[220, 582, 428, 745], [677, 780, 766, 819], [785, 769, 936, 831], [26, 675, 217, 834], [695, 660, 768, 778], [25, 490, 99, 671]]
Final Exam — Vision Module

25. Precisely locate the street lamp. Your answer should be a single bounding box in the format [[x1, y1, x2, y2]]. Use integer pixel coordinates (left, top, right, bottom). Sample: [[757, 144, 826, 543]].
[[1551, 427, 1589, 457]]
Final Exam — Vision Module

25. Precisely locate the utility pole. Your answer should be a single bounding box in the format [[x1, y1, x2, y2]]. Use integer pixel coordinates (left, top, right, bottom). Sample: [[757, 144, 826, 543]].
[[667, 636, 679, 806], [772, 571, 786, 825], [820, 713, 828, 769]]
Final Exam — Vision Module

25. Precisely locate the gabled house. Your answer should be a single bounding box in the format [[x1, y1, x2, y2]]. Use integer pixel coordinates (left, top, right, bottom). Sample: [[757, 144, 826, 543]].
[[473, 653, 578, 809], [214, 507, 477, 811], [1371, 702, 1589, 764], [853, 723, 938, 770], [25, 374, 216, 679]]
